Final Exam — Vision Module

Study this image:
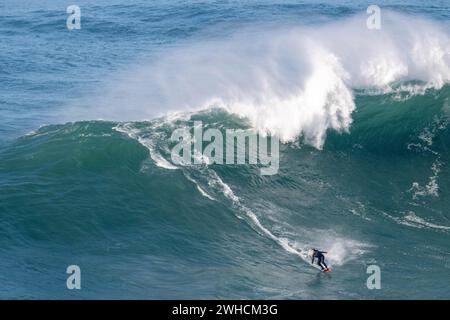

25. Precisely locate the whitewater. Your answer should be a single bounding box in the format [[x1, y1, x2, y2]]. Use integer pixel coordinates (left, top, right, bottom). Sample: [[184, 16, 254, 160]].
[[76, 11, 450, 149]]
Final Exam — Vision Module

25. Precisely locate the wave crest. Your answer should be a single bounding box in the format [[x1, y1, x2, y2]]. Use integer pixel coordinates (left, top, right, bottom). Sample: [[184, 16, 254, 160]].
[[83, 11, 450, 149]]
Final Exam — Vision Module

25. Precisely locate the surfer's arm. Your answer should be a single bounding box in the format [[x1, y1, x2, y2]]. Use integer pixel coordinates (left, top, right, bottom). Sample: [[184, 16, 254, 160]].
[[311, 256, 314, 264]]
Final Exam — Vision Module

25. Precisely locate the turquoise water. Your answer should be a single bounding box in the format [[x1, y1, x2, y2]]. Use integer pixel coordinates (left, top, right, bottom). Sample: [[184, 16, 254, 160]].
[[0, 1, 449, 299]]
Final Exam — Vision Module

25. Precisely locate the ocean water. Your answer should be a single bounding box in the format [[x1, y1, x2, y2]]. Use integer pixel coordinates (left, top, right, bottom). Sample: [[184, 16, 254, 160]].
[[0, 0, 450, 299]]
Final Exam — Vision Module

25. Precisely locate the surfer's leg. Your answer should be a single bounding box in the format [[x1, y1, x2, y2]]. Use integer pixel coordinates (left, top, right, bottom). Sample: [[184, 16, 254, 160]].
[[316, 259, 322, 268], [318, 257, 325, 270]]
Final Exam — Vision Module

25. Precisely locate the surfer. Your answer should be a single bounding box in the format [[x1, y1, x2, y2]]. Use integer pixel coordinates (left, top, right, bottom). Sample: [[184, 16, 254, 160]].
[[311, 249, 329, 271]]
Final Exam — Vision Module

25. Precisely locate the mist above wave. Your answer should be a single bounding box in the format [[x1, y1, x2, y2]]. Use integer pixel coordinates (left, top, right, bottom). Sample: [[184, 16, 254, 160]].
[[81, 11, 450, 149]]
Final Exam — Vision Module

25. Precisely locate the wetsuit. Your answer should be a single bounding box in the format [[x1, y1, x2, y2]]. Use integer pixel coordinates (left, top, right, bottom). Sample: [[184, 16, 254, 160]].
[[312, 250, 328, 270]]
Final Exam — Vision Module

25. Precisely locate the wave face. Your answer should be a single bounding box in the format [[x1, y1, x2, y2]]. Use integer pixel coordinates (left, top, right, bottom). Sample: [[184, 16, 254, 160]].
[[1, 1, 450, 299], [2, 88, 450, 298]]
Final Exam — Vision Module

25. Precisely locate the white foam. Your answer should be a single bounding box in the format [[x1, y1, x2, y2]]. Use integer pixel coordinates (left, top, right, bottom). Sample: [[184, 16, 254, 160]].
[[383, 211, 450, 231], [407, 115, 449, 199], [409, 160, 441, 199], [113, 123, 178, 170], [78, 12, 450, 150], [183, 172, 216, 201], [196, 185, 215, 201], [403, 212, 450, 231], [318, 237, 370, 266]]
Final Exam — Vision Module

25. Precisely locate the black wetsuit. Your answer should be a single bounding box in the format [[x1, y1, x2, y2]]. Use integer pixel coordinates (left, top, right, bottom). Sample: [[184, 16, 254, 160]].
[[312, 250, 328, 270]]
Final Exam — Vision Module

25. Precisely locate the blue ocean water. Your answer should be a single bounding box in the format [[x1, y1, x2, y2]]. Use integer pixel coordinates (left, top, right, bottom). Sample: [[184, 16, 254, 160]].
[[0, 0, 449, 299]]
